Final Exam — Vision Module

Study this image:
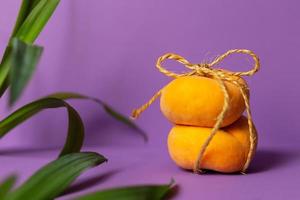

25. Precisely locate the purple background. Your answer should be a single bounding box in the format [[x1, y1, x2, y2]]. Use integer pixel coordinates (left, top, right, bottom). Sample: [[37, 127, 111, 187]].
[[0, 0, 300, 199]]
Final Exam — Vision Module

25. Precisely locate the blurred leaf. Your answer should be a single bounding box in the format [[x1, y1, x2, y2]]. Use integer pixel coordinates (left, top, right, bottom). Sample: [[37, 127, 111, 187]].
[[0, 77, 9, 97], [75, 180, 175, 200], [0, 97, 84, 157], [0, 47, 12, 93], [0, 175, 17, 199], [9, 38, 43, 105], [15, 0, 60, 44], [47, 92, 148, 141], [102, 104, 147, 140], [6, 152, 107, 200], [0, 0, 42, 88], [0, 0, 60, 98], [11, 0, 42, 37]]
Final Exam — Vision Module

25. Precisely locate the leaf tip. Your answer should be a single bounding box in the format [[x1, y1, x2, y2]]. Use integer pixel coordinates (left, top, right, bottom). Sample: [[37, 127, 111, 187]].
[[169, 178, 176, 187]]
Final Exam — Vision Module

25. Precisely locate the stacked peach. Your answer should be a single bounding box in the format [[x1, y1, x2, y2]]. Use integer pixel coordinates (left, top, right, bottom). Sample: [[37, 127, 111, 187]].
[[160, 76, 257, 173]]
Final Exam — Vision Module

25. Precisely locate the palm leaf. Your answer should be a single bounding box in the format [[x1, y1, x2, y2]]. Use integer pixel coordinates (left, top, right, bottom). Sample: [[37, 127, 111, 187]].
[[11, 0, 42, 38], [14, 0, 60, 44], [75, 180, 175, 200], [0, 175, 17, 199], [47, 92, 147, 141], [0, 97, 84, 157], [6, 152, 107, 200], [0, 0, 61, 100], [9, 38, 43, 105]]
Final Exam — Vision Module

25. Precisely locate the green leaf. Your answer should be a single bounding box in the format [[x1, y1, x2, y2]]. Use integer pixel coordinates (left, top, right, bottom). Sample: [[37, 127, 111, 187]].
[[0, 76, 9, 97], [75, 180, 175, 200], [0, 0, 60, 96], [15, 0, 60, 44], [0, 175, 17, 199], [6, 152, 107, 200], [0, 0, 40, 87], [0, 97, 84, 157], [11, 0, 42, 38], [47, 92, 148, 142], [0, 47, 12, 93], [9, 38, 43, 105]]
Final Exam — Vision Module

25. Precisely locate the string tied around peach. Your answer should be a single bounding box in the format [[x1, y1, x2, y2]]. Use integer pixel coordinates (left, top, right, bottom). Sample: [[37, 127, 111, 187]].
[[131, 49, 260, 173]]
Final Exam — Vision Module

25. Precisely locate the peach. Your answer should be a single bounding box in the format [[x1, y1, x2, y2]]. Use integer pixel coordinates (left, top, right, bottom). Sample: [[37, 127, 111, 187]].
[[160, 75, 247, 127], [167, 116, 257, 173]]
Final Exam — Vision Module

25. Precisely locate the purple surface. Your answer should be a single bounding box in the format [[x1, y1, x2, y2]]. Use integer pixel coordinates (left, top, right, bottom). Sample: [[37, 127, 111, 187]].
[[0, 145, 299, 200], [0, 0, 300, 199]]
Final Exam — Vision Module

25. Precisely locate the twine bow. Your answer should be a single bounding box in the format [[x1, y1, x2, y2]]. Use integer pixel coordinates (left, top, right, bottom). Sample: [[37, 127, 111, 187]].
[[131, 49, 260, 173]]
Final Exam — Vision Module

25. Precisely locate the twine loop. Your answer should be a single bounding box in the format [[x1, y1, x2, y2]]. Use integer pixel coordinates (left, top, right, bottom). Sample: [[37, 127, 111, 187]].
[[132, 49, 260, 174]]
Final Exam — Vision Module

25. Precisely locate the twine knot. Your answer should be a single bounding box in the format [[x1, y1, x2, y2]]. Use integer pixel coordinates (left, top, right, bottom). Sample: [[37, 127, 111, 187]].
[[131, 49, 260, 174], [191, 63, 210, 69], [189, 63, 211, 76]]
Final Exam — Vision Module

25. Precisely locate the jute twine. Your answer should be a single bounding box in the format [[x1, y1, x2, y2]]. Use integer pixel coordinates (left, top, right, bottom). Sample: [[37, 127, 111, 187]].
[[131, 49, 260, 174]]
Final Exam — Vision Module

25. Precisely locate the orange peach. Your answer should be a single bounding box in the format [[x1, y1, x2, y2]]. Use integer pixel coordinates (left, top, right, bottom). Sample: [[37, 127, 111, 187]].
[[167, 116, 256, 173], [160, 76, 247, 127]]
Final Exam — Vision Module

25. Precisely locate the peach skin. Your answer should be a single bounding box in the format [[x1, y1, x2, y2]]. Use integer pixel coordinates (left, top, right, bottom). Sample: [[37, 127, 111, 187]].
[[167, 116, 257, 173], [160, 75, 247, 127]]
